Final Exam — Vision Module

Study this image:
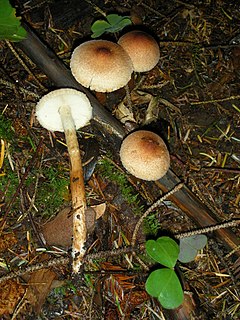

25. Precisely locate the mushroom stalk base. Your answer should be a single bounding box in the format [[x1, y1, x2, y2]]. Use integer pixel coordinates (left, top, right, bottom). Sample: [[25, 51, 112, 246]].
[[59, 105, 87, 273]]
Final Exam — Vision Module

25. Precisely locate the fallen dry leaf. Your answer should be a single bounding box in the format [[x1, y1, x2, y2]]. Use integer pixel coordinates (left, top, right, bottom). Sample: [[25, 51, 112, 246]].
[[114, 101, 136, 124], [0, 280, 25, 316], [25, 268, 56, 314], [41, 204, 106, 247], [0, 232, 18, 252]]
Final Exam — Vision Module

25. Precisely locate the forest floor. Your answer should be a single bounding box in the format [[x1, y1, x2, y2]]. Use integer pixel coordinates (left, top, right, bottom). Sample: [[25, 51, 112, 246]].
[[0, 0, 240, 319]]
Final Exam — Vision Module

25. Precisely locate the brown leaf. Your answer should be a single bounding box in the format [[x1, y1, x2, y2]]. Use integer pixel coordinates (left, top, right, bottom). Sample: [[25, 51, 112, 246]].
[[41, 204, 106, 247], [25, 268, 56, 314], [0, 232, 18, 252], [41, 206, 73, 247], [90, 203, 106, 220], [120, 290, 149, 318], [114, 101, 136, 124], [0, 280, 25, 315], [143, 96, 159, 125]]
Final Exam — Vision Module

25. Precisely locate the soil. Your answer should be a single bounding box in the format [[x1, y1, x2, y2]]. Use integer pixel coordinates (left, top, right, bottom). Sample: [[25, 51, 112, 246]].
[[0, 0, 239, 319]]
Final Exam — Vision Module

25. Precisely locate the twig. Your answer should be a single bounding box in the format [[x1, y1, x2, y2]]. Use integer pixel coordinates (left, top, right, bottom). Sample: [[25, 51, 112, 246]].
[[0, 138, 44, 229], [83, 0, 106, 16], [5, 41, 45, 90], [139, 2, 166, 18], [0, 246, 140, 283], [131, 183, 184, 247], [1, 216, 239, 284], [175, 219, 240, 239], [190, 95, 240, 105], [0, 79, 40, 98], [201, 167, 240, 174]]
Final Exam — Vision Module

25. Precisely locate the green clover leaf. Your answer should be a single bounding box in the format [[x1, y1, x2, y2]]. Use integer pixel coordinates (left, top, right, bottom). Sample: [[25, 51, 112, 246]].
[[145, 268, 184, 309], [91, 14, 132, 38], [0, 0, 27, 41], [146, 236, 179, 268]]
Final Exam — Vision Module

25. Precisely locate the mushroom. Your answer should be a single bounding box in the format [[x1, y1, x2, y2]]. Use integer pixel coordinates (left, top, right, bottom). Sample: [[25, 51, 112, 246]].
[[118, 30, 160, 72], [36, 88, 92, 273], [70, 39, 133, 92], [119, 130, 170, 181]]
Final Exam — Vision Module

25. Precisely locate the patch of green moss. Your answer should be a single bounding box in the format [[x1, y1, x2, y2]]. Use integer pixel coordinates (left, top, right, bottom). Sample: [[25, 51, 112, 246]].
[[0, 166, 19, 207], [0, 114, 15, 142], [0, 163, 69, 218], [34, 166, 69, 218], [97, 157, 161, 236], [143, 212, 161, 237], [98, 157, 144, 215]]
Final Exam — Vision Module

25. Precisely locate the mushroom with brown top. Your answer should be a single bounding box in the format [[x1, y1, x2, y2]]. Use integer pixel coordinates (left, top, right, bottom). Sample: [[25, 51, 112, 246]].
[[119, 130, 170, 181], [70, 39, 133, 92], [118, 30, 160, 72], [36, 88, 92, 273]]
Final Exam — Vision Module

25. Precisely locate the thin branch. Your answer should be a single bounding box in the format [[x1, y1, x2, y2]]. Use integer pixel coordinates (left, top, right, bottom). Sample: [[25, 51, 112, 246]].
[[0, 79, 40, 98], [131, 183, 184, 247], [6, 40, 45, 90], [190, 95, 240, 105], [175, 219, 240, 239], [0, 246, 140, 283]]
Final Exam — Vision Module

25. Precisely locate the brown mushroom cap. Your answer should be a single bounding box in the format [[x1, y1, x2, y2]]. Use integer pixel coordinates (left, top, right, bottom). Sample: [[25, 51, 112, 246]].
[[120, 130, 170, 181], [118, 31, 160, 72], [70, 40, 133, 92]]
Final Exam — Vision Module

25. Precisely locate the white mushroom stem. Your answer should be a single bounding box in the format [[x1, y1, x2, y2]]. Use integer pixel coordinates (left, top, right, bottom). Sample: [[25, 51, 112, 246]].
[[59, 105, 87, 273], [36, 88, 92, 273]]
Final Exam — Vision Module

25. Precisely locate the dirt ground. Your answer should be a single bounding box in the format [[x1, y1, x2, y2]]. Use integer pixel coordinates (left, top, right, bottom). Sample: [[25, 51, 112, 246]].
[[0, 0, 239, 319]]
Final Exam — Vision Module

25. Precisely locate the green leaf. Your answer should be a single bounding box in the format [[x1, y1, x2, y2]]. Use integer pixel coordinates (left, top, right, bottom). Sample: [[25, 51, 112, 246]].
[[106, 14, 124, 25], [91, 14, 132, 38], [91, 20, 111, 38], [0, 0, 12, 18], [145, 268, 184, 309], [108, 17, 132, 33], [91, 20, 110, 33], [146, 236, 179, 268], [0, 0, 27, 41], [178, 235, 207, 263]]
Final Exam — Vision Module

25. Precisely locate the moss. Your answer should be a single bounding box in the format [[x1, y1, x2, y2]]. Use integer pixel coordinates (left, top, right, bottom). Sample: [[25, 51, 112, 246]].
[[98, 157, 144, 214], [143, 212, 161, 237], [34, 166, 69, 218], [0, 114, 15, 142], [0, 162, 69, 218], [98, 156, 160, 236]]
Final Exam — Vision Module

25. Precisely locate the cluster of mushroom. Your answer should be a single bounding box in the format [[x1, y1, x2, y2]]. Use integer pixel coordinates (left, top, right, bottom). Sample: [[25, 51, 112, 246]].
[[70, 30, 160, 92], [68, 30, 170, 181], [35, 30, 167, 273]]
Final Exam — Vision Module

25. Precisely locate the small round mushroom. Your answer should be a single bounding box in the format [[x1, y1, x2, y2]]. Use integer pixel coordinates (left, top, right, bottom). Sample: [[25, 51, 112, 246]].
[[118, 30, 160, 72], [36, 88, 92, 273], [120, 130, 170, 181], [70, 40, 133, 92]]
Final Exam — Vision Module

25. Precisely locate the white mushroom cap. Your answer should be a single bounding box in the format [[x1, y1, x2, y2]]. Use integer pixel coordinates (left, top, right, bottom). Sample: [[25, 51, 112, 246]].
[[70, 40, 133, 92], [118, 31, 160, 72], [120, 130, 170, 181], [36, 88, 92, 132]]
